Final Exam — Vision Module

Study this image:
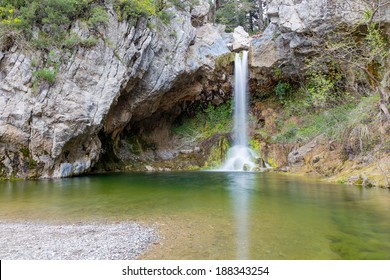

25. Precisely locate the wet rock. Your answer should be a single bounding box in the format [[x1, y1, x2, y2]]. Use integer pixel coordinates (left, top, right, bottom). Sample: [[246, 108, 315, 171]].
[[362, 177, 374, 188], [347, 175, 374, 187], [277, 166, 290, 173], [145, 165, 155, 172]]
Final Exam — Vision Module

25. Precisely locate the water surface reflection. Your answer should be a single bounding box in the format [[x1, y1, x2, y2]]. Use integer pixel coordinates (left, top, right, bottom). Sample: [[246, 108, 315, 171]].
[[1, 172, 390, 259], [227, 172, 256, 259]]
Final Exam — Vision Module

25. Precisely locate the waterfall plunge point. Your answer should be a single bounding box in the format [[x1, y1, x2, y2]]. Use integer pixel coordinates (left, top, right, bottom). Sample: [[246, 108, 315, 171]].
[[220, 51, 258, 172]]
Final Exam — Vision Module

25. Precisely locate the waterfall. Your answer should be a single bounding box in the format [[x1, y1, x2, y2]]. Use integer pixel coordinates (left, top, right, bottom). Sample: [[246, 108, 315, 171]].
[[221, 51, 257, 171]]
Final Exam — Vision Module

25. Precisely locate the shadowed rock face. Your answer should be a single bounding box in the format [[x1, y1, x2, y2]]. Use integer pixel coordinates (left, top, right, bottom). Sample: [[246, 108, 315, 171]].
[[0, 4, 230, 178]]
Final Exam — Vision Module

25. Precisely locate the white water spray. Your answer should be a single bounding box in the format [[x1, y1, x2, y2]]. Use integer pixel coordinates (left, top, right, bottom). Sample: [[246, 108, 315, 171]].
[[221, 51, 257, 171]]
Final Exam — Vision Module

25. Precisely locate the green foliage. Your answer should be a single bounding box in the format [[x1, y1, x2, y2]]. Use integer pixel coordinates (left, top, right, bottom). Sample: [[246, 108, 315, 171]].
[[271, 120, 298, 143], [306, 6, 389, 108], [173, 101, 233, 141], [19, 146, 37, 169], [88, 5, 109, 29], [158, 9, 172, 25], [274, 67, 282, 79], [204, 136, 230, 169], [0, 0, 104, 48], [362, 9, 373, 21], [0, 0, 181, 51], [271, 94, 379, 143], [215, 0, 258, 33], [249, 139, 261, 152], [47, 49, 60, 67], [62, 33, 98, 48], [113, 0, 156, 21], [62, 32, 82, 48], [365, 23, 388, 64], [275, 81, 292, 101], [0, 4, 22, 25], [33, 67, 57, 84], [80, 36, 99, 47], [307, 72, 336, 108], [27, 159, 37, 169], [19, 0, 88, 35], [215, 52, 234, 71], [281, 88, 312, 117], [20, 147, 29, 157]]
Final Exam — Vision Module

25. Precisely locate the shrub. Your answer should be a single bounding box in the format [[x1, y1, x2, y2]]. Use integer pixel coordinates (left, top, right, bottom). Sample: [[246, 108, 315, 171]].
[[88, 5, 109, 29], [113, 0, 156, 21], [275, 81, 292, 101], [158, 9, 172, 25], [80, 36, 99, 47], [0, 5, 22, 26], [62, 32, 81, 48], [33, 67, 57, 84], [173, 101, 233, 140], [307, 72, 335, 108], [1, 0, 97, 46]]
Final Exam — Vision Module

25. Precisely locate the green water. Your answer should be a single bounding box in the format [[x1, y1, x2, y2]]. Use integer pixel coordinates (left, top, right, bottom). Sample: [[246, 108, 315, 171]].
[[1, 172, 390, 259]]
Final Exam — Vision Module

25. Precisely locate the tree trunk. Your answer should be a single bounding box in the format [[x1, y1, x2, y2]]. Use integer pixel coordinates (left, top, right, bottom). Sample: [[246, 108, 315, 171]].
[[249, 11, 254, 33], [215, 0, 221, 10], [257, 0, 264, 31]]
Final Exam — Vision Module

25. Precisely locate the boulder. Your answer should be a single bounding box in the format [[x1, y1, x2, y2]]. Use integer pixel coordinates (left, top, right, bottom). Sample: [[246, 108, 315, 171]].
[[266, 0, 373, 34], [232, 26, 250, 51]]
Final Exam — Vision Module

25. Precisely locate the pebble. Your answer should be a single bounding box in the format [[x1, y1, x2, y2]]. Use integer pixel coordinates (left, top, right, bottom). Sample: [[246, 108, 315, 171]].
[[0, 221, 158, 260]]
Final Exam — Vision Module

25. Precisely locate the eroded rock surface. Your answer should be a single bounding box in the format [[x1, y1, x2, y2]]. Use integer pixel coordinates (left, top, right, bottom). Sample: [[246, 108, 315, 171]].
[[0, 5, 230, 178]]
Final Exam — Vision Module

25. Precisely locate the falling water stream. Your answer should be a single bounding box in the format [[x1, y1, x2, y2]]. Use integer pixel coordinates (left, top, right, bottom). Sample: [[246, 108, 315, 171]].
[[221, 51, 257, 171]]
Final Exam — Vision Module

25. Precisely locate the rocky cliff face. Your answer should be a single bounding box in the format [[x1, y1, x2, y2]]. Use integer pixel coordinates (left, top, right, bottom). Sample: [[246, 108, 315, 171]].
[[267, 0, 389, 32], [250, 0, 390, 94], [0, 3, 230, 178]]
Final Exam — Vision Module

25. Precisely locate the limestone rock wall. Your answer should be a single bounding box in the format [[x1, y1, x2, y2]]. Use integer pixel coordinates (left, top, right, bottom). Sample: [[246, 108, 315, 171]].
[[249, 0, 390, 95], [0, 4, 230, 178]]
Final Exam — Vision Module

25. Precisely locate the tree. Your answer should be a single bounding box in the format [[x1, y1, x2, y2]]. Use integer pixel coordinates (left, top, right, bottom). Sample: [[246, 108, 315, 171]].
[[256, 0, 264, 31], [215, 0, 265, 33]]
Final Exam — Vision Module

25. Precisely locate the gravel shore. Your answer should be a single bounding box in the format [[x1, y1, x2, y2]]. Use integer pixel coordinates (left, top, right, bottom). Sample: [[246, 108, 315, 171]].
[[0, 221, 158, 260]]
